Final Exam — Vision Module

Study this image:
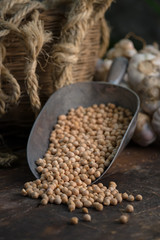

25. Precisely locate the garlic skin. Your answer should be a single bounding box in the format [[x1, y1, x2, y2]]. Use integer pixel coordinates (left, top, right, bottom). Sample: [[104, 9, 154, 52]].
[[132, 112, 156, 146], [128, 53, 156, 89], [128, 51, 160, 116], [152, 107, 160, 136], [106, 39, 137, 60], [140, 44, 160, 56]]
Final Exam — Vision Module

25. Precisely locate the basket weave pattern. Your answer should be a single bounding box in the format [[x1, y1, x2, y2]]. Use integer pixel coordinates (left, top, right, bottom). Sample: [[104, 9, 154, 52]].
[[0, 0, 113, 135]]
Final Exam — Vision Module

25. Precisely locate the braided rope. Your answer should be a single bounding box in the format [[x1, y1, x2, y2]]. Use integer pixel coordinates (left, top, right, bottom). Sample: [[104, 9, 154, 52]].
[[0, 0, 47, 115], [20, 10, 52, 113], [51, 0, 94, 89], [51, 0, 113, 89]]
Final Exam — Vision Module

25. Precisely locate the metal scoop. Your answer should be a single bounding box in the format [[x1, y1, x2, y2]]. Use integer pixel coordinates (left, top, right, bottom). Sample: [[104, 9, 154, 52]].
[[27, 57, 140, 182]]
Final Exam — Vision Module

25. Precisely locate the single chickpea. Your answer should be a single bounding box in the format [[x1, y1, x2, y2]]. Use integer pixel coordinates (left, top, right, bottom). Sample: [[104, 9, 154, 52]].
[[68, 203, 76, 212], [70, 217, 79, 225], [41, 198, 48, 205], [84, 178, 91, 185], [31, 192, 39, 199], [82, 207, 89, 213], [36, 166, 43, 173], [83, 214, 91, 222], [49, 195, 55, 203], [97, 183, 104, 188], [94, 171, 101, 178], [93, 202, 103, 211], [46, 188, 53, 195], [110, 198, 118, 206], [135, 194, 143, 201], [75, 200, 83, 208], [122, 192, 128, 200], [61, 194, 68, 204], [103, 198, 110, 206], [109, 181, 117, 188], [54, 195, 62, 205], [21, 189, 27, 196], [83, 200, 92, 208], [119, 214, 129, 224], [126, 204, 134, 213], [127, 195, 135, 202]]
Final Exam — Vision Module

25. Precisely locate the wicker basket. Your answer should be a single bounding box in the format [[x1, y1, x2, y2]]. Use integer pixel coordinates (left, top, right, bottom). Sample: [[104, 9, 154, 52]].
[[0, 0, 112, 139]]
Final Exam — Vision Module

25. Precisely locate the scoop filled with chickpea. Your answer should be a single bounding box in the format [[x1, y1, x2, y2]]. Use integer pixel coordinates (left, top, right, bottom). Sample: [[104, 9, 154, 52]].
[[27, 81, 139, 182]]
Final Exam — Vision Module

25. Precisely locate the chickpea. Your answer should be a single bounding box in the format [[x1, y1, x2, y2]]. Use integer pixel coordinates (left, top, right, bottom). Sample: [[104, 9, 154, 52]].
[[103, 198, 110, 206], [49, 195, 55, 203], [119, 214, 129, 224], [31, 192, 39, 199], [68, 203, 76, 212], [93, 202, 103, 211], [54, 195, 62, 205], [122, 192, 128, 200], [36, 166, 43, 173], [75, 200, 83, 208], [127, 195, 135, 202], [21, 189, 27, 196], [41, 198, 48, 205], [83, 200, 92, 208], [82, 207, 89, 213], [83, 214, 91, 222], [110, 198, 118, 206], [126, 204, 134, 213], [135, 194, 143, 201], [70, 217, 79, 225]]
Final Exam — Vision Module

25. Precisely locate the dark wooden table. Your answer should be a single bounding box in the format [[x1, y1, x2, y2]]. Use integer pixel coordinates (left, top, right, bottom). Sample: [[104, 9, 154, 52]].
[[0, 143, 160, 240]]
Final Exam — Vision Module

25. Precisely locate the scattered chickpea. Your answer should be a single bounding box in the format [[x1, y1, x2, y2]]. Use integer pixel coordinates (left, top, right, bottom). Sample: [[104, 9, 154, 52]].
[[41, 198, 48, 205], [75, 200, 83, 208], [31, 192, 39, 199], [122, 192, 128, 200], [83, 214, 91, 222], [115, 193, 123, 203], [21, 188, 27, 196], [125, 204, 134, 213], [127, 195, 135, 202], [110, 198, 118, 206], [135, 194, 143, 201], [103, 198, 110, 206], [119, 214, 129, 224], [54, 195, 62, 205], [93, 202, 103, 211], [70, 217, 79, 225], [109, 181, 117, 188], [82, 207, 89, 214]]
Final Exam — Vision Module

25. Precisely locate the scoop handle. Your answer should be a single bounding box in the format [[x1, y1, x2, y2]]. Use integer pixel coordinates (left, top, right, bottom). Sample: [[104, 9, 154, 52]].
[[107, 57, 128, 85]]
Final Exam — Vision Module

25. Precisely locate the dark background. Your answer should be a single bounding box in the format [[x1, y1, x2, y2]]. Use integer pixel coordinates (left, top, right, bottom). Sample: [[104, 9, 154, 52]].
[[105, 0, 160, 48]]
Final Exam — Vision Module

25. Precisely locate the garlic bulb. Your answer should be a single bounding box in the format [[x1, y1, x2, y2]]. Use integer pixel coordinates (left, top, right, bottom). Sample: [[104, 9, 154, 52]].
[[132, 112, 157, 146], [106, 39, 137, 59], [128, 52, 160, 115], [128, 53, 157, 88]]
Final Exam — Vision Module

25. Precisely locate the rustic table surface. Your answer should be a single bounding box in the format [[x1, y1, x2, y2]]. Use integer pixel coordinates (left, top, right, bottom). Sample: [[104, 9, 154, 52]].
[[0, 143, 160, 240]]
